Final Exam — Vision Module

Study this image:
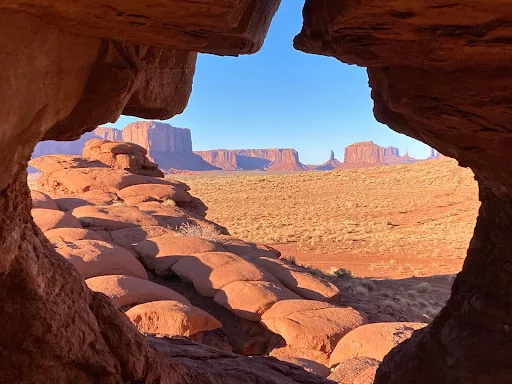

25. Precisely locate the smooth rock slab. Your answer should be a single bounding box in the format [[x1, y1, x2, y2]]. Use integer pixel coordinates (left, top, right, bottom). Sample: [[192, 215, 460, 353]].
[[37, 167, 148, 195], [261, 300, 367, 353], [214, 281, 300, 321], [329, 322, 427, 368], [72, 205, 162, 230], [118, 183, 192, 204], [45, 228, 104, 242], [54, 191, 117, 211], [274, 356, 330, 378], [109, 225, 175, 249], [171, 251, 278, 297], [328, 357, 380, 384], [134, 235, 224, 276], [256, 257, 341, 301], [86, 274, 190, 307], [126, 300, 222, 337], [56, 240, 148, 280], [31, 190, 59, 210], [31, 208, 82, 232]]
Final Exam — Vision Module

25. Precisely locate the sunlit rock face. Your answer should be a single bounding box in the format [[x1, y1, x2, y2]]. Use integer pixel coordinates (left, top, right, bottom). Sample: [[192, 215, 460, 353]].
[[0, 3, 330, 383], [295, 1, 512, 383]]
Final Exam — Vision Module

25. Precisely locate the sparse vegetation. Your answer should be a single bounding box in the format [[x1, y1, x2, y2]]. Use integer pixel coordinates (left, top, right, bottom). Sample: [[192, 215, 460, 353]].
[[414, 282, 433, 294], [282, 255, 296, 265], [178, 223, 223, 242], [330, 266, 353, 280], [177, 159, 478, 278]]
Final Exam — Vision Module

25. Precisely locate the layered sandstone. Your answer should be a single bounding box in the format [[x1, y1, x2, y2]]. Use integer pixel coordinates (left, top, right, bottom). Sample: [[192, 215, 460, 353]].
[[1, 1, 511, 383], [122, 121, 217, 171], [94, 127, 123, 141], [295, 1, 512, 383], [195, 148, 306, 171], [343, 141, 415, 168]]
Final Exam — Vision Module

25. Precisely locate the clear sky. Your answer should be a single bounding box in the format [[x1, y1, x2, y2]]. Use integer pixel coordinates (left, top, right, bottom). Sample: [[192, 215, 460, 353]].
[[112, 1, 430, 164]]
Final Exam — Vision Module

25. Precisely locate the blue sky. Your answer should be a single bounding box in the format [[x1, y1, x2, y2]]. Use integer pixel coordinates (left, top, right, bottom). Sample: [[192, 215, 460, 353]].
[[112, 1, 430, 164]]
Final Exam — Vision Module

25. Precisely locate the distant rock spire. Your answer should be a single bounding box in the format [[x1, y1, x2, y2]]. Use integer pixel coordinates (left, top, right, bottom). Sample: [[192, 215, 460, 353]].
[[329, 150, 335, 161]]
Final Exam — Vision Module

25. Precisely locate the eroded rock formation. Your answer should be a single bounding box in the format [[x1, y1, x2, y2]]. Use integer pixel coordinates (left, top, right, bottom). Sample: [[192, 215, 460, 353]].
[[343, 141, 411, 166], [2, 0, 511, 383], [295, 1, 512, 383], [195, 148, 306, 171], [1, 4, 326, 383]]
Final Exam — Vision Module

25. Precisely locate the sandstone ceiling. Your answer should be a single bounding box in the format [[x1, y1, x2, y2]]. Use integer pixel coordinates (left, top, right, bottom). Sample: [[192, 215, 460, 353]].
[[1, 1, 511, 383]]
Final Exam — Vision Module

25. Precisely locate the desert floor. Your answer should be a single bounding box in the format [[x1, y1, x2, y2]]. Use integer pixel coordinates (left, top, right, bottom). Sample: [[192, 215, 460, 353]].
[[176, 158, 479, 281]]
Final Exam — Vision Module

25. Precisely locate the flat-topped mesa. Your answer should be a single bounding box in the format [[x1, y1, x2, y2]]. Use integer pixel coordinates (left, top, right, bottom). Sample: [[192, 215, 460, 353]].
[[121, 121, 216, 171], [344, 141, 385, 165], [123, 121, 192, 154], [195, 148, 306, 171], [344, 142, 413, 167]]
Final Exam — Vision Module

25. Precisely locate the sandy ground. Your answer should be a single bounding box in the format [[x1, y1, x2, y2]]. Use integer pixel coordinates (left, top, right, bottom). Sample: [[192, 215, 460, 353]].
[[177, 159, 479, 281]]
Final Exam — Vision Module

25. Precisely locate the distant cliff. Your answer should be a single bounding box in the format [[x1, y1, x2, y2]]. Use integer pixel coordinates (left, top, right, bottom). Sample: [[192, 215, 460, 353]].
[[120, 121, 215, 170], [343, 141, 415, 167], [195, 148, 306, 171], [122, 121, 192, 153], [94, 127, 123, 141], [31, 132, 99, 159]]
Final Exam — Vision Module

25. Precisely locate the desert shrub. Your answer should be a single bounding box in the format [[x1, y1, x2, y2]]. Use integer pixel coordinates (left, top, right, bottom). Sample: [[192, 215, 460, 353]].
[[381, 299, 400, 312], [179, 223, 222, 242], [350, 284, 369, 297], [300, 264, 324, 277], [357, 278, 376, 291], [331, 267, 353, 280], [162, 198, 177, 207], [283, 255, 297, 265], [414, 282, 432, 294]]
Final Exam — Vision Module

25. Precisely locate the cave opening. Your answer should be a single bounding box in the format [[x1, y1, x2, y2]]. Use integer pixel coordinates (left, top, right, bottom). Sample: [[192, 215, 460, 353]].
[[3, 1, 512, 383]]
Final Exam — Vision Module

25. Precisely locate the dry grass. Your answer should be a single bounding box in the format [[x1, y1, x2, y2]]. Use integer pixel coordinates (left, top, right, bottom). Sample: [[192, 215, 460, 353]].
[[178, 222, 223, 242], [176, 159, 479, 278]]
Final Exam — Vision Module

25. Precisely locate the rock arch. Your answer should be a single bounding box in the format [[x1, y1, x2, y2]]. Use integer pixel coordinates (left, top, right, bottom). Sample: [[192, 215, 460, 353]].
[[0, 1, 510, 383]]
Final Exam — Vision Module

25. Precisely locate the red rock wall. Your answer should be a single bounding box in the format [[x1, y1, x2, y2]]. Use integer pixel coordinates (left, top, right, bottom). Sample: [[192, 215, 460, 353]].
[[295, 1, 512, 383], [344, 141, 385, 164], [122, 121, 193, 153], [195, 148, 305, 171], [93, 127, 123, 141], [194, 150, 239, 171]]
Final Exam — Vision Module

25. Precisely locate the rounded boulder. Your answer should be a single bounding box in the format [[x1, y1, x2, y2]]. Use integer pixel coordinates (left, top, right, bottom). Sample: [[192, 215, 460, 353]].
[[56, 240, 148, 280], [31, 190, 59, 210], [118, 183, 192, 204], [329, 322, 427, 367], [86, 275, 190, 307], [134, 235, 224, 276], [328, 357, 380, 384], [261, 300, 367, 353], [214, 280, 300, 321], [45, 228, 104, 242], [71, 205, 161, 231], [126, 300, 222, 337], [32, 208, 82, 232]]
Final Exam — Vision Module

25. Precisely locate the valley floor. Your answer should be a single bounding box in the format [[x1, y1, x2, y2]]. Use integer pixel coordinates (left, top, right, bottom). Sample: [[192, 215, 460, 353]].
[[176, 158, 479, 280]]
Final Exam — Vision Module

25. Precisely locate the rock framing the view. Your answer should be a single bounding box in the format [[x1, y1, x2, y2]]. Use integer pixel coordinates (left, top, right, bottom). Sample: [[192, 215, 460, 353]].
[[295, 1, 512, 383], [0, 1, 511, 383]]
